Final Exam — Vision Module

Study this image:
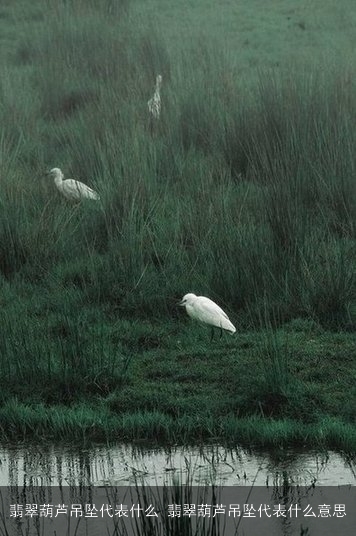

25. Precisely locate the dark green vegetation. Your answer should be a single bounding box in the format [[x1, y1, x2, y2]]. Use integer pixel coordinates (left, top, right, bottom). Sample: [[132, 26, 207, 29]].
[[0, 0, 355, 451]]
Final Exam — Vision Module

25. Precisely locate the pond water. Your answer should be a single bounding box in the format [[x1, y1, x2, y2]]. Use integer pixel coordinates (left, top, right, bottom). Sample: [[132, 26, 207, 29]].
[[0, 443, 355, 535], [0, 442, 354, 487]]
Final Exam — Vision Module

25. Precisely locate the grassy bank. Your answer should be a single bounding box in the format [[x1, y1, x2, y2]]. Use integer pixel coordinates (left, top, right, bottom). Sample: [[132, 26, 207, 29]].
[[0, 309, 355, 451], [0, 0, 355, 451]]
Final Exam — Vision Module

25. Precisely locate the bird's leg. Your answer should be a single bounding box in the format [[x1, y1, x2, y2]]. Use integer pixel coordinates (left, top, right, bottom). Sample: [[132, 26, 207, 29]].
[[220, 328, 223, 339], [210, 327, 214, 341]]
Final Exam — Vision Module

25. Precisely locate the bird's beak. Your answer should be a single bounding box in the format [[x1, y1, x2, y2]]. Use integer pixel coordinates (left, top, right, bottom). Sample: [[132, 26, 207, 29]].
[[178, 300, 185, 306]]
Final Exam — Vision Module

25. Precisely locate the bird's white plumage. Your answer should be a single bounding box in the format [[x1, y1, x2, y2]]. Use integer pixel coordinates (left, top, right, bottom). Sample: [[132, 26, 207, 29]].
[[179, 293, 236, 334], [148, 74, 162, 119], [49, 168, 100, 201]]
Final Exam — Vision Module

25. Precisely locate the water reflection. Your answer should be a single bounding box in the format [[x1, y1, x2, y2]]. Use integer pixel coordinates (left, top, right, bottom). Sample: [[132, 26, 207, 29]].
[[0, 443, 355, 487], [0, 444, 355, 535]]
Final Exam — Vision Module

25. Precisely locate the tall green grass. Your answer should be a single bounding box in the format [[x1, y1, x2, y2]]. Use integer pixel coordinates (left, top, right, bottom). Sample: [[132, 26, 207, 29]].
[[0, 0, 354, 327], [0, 0, 355, 445]]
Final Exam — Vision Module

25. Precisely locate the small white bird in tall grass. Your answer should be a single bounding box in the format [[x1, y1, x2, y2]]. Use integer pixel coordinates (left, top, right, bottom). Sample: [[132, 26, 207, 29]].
[[179, 293, 236, 339], [148, 74, 162, 119], [49, 167, 100, 202]]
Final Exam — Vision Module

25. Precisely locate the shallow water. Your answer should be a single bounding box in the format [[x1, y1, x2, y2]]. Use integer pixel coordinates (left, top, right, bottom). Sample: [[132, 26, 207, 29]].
[[0, 443, 355, 535], [0, 442, 354, 487]]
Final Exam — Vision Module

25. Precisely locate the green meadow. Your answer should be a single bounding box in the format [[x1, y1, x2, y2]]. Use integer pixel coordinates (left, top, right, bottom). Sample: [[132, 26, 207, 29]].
[[0, 0, 355, 451]]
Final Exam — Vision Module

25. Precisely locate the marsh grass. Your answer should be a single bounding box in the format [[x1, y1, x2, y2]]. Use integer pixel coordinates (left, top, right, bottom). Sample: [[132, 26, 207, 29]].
[[0, 0, 355, 446], [126, 473, 226, 536], [1, 7, 355, 322]]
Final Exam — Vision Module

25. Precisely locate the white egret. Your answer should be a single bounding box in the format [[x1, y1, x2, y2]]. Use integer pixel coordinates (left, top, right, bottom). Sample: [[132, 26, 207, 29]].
[[49, 168, 100, 201], [148, 74, 162, 119], [179, 293, 236, 339]]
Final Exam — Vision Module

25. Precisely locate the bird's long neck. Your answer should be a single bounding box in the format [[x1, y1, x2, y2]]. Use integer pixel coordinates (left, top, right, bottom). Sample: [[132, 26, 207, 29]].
[[54, 172, 64, 186]]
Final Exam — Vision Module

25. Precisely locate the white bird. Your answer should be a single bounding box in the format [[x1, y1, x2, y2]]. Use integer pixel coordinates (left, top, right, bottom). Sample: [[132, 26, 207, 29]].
[[148, 74, 162, 119], [49, 167, 100, 202], [179, 293, 236, 339]]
